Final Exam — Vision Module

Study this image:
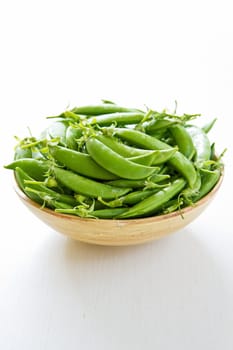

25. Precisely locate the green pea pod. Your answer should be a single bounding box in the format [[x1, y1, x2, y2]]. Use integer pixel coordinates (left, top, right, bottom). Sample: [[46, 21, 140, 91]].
[[4, 158, 50, 181], [128, 148, 177, 166], [113, 128, 197, 188], [143, 119, 176, 134], [71, 104, 142, 115], [15, 167, 78, 206], [65, 125, 83, 150], [25, 187, 74, 210], [14, 167, 43, 204], [169, 124, 195, 159], [89, 112, 145, 126], [86, 137, 157, 180], [185, 125, 211, 168], [96, 134, 149, 157], [100, 188, 160, 208], [127, 152, 161, 166], [49, 145, 118, 180], [193, 168, 221, 202], [106, 173, 170, 189], [56, 207, 128, 219], [53, 167, 132, 200], [117, 178, 187, 219]]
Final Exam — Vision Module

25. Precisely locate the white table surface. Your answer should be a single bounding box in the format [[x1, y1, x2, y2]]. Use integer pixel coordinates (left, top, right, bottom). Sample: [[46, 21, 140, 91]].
[[1, 1, 233, 349]]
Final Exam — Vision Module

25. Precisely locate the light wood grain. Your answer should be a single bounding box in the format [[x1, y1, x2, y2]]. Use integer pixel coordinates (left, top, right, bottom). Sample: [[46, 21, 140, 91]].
[[14, 173, 224, 246]]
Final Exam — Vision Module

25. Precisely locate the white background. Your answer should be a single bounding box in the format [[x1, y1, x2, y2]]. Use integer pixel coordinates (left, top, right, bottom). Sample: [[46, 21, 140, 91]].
[[0, 1, 233, 349]]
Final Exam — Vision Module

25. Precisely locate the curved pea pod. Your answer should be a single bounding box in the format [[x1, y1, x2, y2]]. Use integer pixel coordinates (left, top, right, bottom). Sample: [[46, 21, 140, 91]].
[[15, 167, 78, 206], [113, 128, 197, 188], [53, 167, 132, 200], [56, 207, 128, 219], [128, 148, 177, 166], [169, 124, 195, 159], [14, 167, 43, 205], [117, 178, 187, 219], [4, 158, 50, 181], [49, 145, 118, 180], [86, 137, 157, 180], [181, 170, 202, 202], [185, 125, 211, 168], [24, 187, 74, 210], [89, 112, 145, 126], [106, 173, 170, 189], [99, 188, 160, 208], [95, 134, 149, 157], [142, 119, 176, 134], [193, 168, 221, 202], [65, 125, 83, 150], [71, 104, 142, 115], [127, 151, 161, 166]]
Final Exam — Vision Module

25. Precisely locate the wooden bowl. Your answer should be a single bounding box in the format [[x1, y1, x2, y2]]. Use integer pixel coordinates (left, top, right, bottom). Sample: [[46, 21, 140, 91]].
[[14, 173, 224, 246]]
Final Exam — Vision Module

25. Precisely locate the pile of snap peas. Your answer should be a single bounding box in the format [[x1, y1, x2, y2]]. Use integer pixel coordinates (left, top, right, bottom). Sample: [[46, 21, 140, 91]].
[[5, 100, 225, 219]]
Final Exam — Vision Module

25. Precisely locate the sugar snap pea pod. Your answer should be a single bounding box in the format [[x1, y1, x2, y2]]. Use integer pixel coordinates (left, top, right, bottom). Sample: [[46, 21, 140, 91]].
[[65, 125, 83, 150], [169, 124, 195, 159], [71, 104, 142, 115], [86, 137, 157, 180], [95, 134, 149, 157], [53, 167, 132, 200], [181, 170, 202, 201], [14, 167, 43, 204], [56, 207, 128, 219], [25, 187, 74, 210], [106, 173, 170, 189], [127, 151, 162, 166], [117, 178, 187, 219], [142, 119, 176, 134], [113, 128, 197, 188], [15, 167, 78, 206], [99, 188, 160, 208], [4, 158, 50, 181], [192, 168, 221, 202], [185, 125, 211, 168], [90, 208, 129, 218], [49, 145, 118, 180], [89, 112, 145, 126], [128, 148, 177, 166]]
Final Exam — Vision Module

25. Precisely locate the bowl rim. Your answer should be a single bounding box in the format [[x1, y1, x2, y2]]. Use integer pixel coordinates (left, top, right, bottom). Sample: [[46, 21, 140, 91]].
[[13, 168, 224, 224]]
